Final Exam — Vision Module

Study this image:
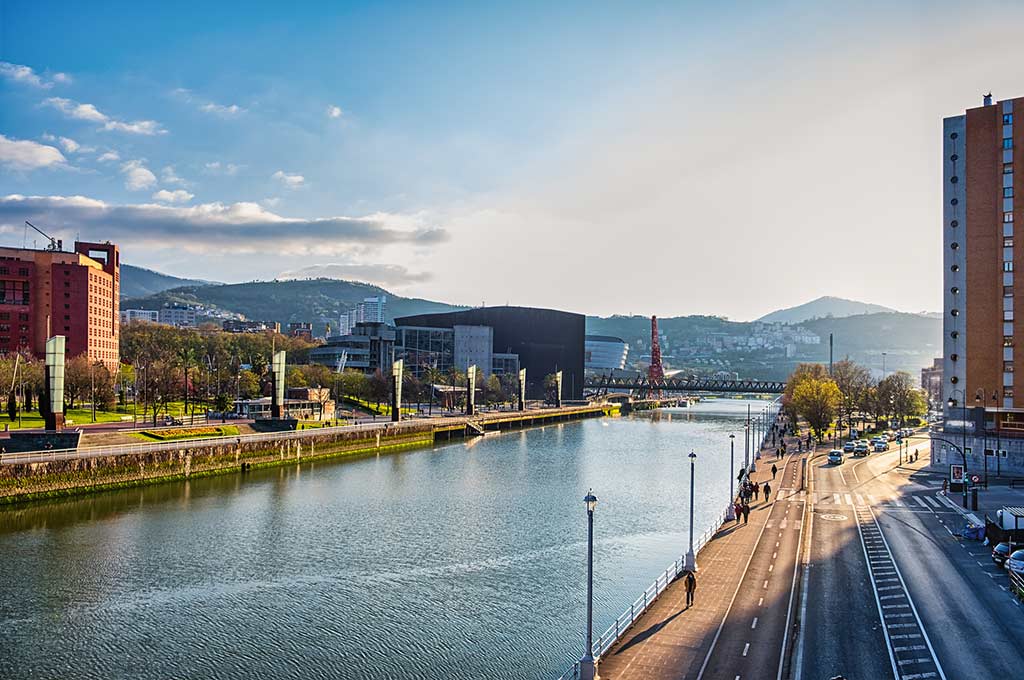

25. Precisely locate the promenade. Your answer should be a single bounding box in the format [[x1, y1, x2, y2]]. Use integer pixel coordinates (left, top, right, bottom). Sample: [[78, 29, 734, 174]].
[[598, 427, 805, 680]]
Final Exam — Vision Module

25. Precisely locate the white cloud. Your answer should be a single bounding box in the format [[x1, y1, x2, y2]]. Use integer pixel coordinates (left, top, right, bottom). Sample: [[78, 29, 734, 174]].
[[261, 197, 281, 208], [160, 166, 187, 185], [327, 105, 343, 119], [0, 194, 448, 256], [204, 161, 241, 176], [272, 170, 305, 188], [120, 160, 157, 191], [44, 97, 166, 135], [0, 62, 69, 89], [152, 189, 194, 203], [200, 102, 245, 117], [0, 135, 66, 171], [54, 136, 80, 153], [97, 151, 120, 163]]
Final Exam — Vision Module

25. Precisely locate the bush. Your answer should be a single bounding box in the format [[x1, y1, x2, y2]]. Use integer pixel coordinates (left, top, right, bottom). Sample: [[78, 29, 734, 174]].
[[139, 425, 240, 441]]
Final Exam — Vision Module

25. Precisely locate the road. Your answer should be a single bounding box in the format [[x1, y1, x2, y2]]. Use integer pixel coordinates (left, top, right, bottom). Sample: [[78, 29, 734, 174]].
[[797, 434, 1024, 679], [696, 446, 807, 680]]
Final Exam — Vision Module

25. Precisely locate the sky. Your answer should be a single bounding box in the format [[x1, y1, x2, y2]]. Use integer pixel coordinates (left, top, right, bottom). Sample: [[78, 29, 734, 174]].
[[1, 0, 1022, 320]]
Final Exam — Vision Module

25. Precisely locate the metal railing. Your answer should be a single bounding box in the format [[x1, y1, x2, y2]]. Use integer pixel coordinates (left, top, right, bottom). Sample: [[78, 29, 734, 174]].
[[556, 508, 729, 680], [1010, 569, 1024, 601], [0, 419, 400, 465]]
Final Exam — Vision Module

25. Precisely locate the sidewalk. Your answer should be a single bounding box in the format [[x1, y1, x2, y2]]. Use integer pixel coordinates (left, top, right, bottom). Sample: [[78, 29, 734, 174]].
[[596, 430, 796, 679]]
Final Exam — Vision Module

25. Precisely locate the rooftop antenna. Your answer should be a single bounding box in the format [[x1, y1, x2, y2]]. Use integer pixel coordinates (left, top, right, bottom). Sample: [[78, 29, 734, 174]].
[[24, 221, 60, 251]]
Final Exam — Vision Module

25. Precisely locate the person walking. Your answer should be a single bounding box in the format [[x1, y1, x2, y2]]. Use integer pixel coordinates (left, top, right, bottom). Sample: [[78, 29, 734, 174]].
[[942, 478, 948, 495], [763, 481, 772, 502], [684, 570, 697, 608], [742, 502, 750, 524], [734, 500, 743, 525], [771, 463, 778, 479], [752, 481, 760, 501]]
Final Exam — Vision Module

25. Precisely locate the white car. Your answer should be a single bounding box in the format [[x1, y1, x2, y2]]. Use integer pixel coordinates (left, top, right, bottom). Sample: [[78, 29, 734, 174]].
[[873, 441, 888, 452], [1008, 549, 1024, 576]]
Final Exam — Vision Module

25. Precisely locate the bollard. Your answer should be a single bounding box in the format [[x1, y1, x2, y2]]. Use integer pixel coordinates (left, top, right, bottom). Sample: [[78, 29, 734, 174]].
[[971, 487, 979, 511]]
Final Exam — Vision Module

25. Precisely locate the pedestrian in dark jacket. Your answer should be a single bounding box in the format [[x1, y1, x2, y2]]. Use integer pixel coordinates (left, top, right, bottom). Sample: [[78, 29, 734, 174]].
[[742, 503, 750, 523], [771, 463, 778, 479], [752, 481, 760, 501], [734, 501, 743, 524], [763, 481, 772, 502], [684, 570, 697, 607]]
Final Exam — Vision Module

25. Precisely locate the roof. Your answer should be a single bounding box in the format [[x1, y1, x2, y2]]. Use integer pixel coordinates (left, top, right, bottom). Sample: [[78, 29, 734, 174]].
[[586, 335, 626, 343]]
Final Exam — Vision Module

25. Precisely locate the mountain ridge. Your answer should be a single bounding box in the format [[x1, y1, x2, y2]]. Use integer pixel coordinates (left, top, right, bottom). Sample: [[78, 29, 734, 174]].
[[756, 295, 899, 324]]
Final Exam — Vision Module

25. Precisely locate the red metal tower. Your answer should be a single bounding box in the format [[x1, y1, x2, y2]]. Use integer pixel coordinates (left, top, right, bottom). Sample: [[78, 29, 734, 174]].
[[648, 315, 665, 383]]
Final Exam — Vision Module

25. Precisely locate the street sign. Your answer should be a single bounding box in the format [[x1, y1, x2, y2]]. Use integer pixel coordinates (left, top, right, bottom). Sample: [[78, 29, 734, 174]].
[[972, 475, 980, 483], [950, 464, 964, 482]]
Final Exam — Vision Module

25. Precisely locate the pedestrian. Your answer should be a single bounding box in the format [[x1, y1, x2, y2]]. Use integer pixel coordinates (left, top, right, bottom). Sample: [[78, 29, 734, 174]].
[[684, 570, 697, 607], [771, 463, 778, 479], [763, 481, 772, 502], [734, 501, 742, 524], [942, 478, 948, 495], [752, 481, 760, 501], [742, 503, 750, 524]]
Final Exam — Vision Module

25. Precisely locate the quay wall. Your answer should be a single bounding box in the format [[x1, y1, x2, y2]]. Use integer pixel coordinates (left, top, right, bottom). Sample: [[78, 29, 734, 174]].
[[0, 405, 617, 505]]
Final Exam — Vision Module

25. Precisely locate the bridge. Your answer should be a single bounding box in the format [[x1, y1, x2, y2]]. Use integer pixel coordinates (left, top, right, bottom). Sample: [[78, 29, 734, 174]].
[[584, 375, 786, 394]]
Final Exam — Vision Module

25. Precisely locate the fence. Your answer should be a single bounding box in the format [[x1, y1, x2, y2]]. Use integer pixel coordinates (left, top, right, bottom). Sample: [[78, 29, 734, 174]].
[[0, 420, 397, 466], [1011, 569, 1024, 601], [556, 508, 728, 680]]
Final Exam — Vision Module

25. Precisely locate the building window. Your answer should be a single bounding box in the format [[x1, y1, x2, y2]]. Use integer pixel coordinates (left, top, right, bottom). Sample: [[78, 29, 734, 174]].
[[1005, 113, 1014, 124], [950, 175, 959, 183], [951, 264, 960, 272], [951, 375, 959, 383], [1006, 285, 1015, 296], [1006, 310, 1015, 321], [951, 242, 961, 250], [951, 220, 959, 228], [1006, 187, 1015, 198], [1005, 336, 1015, 347], [951, 308, 960, 316], [951, 353, 959, 362], [951, 153, 959, 161], [1005, 212, 1015, 223], [1006, 362, 1015, 372], [17, 268, 27, 276], [951, 197, 960, 205], [951, 286, 960, 295], [952, 330, 960, 339], [1006, 238, 1016, 247], [1006, 164, 1015, 174], [1006, 388, 1016, 398], [1004, 138, 1014, 149], [1006, 262, 1015, 272]]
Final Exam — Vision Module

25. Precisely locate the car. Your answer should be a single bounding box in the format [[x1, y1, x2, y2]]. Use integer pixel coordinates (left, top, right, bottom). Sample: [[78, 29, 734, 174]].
[[878, 433, 891, 442], [1008, 549, 1024, 576], [854, 442, 870, 456], [843, 441, 856, 453], [992, 542, 1024, 568], [828, 449, 845, 464], [873, 441, 888, 452]]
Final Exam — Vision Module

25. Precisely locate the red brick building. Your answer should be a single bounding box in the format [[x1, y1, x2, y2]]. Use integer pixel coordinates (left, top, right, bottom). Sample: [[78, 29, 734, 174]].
[[0, 241, 119, 371]]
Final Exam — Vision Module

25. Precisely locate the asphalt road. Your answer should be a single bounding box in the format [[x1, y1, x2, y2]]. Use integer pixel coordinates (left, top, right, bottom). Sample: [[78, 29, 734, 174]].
[[697, 448, 807, 680], [797, 434, 1024, 680]]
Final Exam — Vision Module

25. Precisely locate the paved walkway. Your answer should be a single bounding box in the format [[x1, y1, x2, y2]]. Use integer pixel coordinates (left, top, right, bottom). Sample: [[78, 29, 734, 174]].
[[598, 426, 803, 680]]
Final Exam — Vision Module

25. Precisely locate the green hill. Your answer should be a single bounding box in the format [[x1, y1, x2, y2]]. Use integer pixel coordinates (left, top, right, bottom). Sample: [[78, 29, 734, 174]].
[[120, 264, 217, 298]]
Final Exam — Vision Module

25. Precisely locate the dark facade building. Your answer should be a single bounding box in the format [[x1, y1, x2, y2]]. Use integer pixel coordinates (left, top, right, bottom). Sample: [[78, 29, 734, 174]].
[[395, 306, 585, 399]]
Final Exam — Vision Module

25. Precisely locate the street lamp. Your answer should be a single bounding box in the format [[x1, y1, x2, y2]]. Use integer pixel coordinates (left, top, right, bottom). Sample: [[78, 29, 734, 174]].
[[976, 390, 989, 488], [947, 389, 969, 508], [683, 450, 698, 571], [727, 434, 736, 521], [580, 489, 599, 680], [750, 418, 758, 472], [993, 390, 1002, 478]]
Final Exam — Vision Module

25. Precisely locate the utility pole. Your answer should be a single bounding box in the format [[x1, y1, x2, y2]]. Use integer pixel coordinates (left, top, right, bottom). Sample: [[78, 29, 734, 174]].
[[829, 333, 834, 376]]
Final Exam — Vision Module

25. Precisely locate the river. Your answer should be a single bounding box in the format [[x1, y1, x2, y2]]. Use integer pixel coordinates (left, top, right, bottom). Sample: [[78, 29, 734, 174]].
[[0, 398, 769, 679]]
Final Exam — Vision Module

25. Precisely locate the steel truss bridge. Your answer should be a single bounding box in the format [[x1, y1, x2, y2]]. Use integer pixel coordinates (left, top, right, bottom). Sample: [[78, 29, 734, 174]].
[[584, 375, 786, 394]]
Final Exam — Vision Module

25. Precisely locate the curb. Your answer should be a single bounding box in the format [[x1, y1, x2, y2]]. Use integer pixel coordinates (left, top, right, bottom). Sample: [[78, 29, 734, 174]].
[[935, 491, 983, 526]]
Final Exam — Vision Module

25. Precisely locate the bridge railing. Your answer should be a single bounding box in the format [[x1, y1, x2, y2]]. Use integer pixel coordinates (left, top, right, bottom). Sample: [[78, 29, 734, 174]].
[[555, 507, 729, 680]]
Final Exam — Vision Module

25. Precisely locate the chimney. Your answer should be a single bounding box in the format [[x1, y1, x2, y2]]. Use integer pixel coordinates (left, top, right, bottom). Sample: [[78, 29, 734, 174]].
[[984, 92, 993, 106]]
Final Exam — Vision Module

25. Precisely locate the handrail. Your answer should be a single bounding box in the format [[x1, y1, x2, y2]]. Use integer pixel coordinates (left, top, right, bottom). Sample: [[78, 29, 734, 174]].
[[556, 507, 729, 680]]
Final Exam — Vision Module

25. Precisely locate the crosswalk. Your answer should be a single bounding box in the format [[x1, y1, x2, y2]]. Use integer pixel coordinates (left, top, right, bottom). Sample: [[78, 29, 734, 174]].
[[778, 489, 949, 510]]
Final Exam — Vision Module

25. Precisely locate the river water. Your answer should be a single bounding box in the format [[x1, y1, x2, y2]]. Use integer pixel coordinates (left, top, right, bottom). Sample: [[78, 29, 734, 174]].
[[0, 398, 768, 679]]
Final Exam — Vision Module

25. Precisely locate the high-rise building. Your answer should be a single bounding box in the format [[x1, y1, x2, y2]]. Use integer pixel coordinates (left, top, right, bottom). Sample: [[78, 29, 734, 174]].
[[941, 93, 1024, 473], [0, 240, 120, 371]]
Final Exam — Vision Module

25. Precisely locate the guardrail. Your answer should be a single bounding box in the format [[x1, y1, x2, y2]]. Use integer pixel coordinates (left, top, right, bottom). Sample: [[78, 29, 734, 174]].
[[556, 508, 728, 680], [1009, 479, 1024, 489], [0, 420, 398, 466], [1010, 569, 1024, 601]]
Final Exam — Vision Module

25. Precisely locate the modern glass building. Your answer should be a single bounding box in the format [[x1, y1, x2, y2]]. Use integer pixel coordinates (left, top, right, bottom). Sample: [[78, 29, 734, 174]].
[[585, 335, 630, 371]]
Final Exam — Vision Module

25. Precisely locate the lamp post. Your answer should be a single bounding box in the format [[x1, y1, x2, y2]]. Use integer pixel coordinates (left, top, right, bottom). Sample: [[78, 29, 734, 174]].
[[993, 390, 1001, 478], [750, 417, 758, 472], [580, 489, 599, 680], [976, 391, 989, 488], [947, 389, 969, 508], [727, 434, 736, 521], [683, 450, 698, 571]]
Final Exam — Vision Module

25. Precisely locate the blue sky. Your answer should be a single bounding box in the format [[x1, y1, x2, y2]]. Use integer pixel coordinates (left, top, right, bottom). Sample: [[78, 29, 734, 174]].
[[1, 1, 1022, 318]]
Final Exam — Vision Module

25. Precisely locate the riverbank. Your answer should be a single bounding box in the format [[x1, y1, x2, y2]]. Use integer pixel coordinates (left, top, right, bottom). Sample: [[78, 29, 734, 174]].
[[0, 404, 618, 505]]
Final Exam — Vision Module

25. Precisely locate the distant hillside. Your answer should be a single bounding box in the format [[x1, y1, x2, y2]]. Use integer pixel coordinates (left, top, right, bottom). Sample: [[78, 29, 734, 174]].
[[121, 278, 465, 333], [757, 296, 897, 324], [121, 264, 217, 298]]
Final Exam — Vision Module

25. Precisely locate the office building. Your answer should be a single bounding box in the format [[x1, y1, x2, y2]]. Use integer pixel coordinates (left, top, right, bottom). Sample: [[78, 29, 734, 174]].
[[158, 306, 197, 327], [921, 358, 943, 409], [309, 322, 395, 374], [395, 306, 584, 399], [223, 319, 281, 333], [288, 322, 313, 341], [0, 240, 119, 371], [121, 309, 160, 324], [585, 335, 630, 371]]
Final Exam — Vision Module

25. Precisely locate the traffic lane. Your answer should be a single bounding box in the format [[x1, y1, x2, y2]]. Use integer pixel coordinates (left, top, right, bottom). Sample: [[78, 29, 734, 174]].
[[874, 500, 1024, 677], [699, 497, 803, 680], [800, 507, 892, 680]]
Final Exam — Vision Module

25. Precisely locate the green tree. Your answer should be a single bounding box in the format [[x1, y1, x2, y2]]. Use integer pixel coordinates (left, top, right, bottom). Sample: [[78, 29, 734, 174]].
[[782, 363, 830, 420], [792, 377, 842, 441], [237, 369, 261, 400], [831, 359, 871, 435]]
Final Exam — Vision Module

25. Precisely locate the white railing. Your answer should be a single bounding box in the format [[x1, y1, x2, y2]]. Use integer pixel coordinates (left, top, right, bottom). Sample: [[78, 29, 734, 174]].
[[0, 419, 402, 465], [556, 508, 729, 680]]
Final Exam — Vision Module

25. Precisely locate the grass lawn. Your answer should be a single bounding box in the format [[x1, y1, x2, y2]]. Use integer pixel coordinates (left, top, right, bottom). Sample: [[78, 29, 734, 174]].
[[133, 425, 240, 442]]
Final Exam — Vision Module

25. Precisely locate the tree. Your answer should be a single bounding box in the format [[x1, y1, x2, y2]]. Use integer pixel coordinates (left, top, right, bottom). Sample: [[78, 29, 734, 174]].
[[6, 390, 15, 422], [782, 363, 830, 420], [237, 369, 261, 400], [831, 359, 871, 434], [369, 370, 389, 410], [64, 355, 92, 409], [878, 371, 923, 426], [791, 377, 842, 441]]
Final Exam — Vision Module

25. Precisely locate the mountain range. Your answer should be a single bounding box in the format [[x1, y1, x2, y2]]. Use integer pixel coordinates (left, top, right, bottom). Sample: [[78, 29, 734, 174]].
[[755, 296, 900, 324]]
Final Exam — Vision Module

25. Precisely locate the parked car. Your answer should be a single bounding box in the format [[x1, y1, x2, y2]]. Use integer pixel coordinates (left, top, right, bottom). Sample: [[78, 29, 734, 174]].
[[992, 542, 1024, 568], [828, 449, 845, 465], [843, 441, 856, 453], [854, 442, 870, 456], [1008, 549, 1024, 576]]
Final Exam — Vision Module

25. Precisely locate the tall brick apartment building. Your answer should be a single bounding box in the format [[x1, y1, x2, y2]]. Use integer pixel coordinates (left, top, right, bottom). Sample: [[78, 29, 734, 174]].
[[0, 241, 119, 371], [940, 94, 1024, 475]]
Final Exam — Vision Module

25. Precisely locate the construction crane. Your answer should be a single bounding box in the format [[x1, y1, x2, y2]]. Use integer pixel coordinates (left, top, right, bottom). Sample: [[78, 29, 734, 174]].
[[24, 221, 62, 251]]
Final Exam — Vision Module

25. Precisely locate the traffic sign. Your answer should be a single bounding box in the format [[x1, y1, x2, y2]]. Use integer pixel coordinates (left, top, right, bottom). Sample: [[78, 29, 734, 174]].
[[971, 475, 980, 483]]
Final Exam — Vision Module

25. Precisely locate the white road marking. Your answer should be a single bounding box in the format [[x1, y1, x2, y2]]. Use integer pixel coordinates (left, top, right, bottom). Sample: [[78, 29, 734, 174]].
[[743, 643, 750, 657], [752, 617, 758, 629], [833, 493, 841, 505], [913, 497, 929, 508], [845, 493, 853, 505], [924, 496, 940, 507]]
